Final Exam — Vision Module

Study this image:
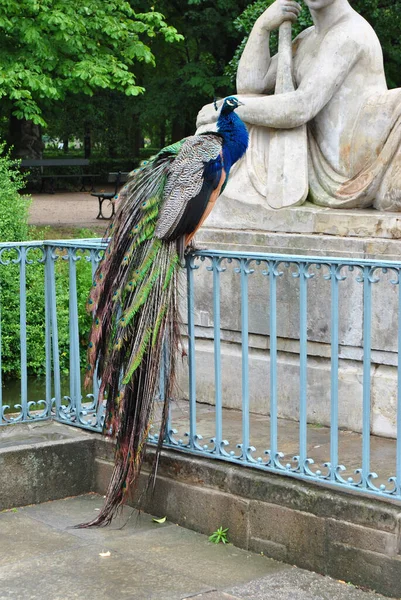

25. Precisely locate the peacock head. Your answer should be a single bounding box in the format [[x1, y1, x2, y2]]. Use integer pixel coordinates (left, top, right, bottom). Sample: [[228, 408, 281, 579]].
[[219, 96, 244, 115]]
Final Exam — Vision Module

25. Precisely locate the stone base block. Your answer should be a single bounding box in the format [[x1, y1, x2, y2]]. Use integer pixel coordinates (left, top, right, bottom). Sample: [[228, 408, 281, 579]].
[[177, 338, 399, 438], [177, 221, 401, 440], [95, 445, 401, 599], [0, 423, 95, 510]]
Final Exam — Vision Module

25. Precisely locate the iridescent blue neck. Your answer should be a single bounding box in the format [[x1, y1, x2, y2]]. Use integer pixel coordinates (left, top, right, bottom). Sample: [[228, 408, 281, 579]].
[[217, 111, 249, 174]]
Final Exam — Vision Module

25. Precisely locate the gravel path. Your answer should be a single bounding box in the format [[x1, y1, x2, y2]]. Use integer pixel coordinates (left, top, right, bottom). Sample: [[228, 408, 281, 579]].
[[28, 190, 112, 236]]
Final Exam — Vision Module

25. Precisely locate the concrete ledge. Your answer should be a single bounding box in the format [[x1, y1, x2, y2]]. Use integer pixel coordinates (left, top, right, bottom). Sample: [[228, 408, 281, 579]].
[[95, 445, 401, 598], [0, 425, 96, 510], [203, 201, 401, 246]]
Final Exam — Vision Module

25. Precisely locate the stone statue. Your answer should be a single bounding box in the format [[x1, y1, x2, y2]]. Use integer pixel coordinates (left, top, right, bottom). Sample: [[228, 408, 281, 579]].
[[197, 0, 401, 212]]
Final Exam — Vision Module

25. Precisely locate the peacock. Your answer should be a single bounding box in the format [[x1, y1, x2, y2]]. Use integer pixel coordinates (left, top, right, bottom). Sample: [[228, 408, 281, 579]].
[[80, 96, 248, 527]]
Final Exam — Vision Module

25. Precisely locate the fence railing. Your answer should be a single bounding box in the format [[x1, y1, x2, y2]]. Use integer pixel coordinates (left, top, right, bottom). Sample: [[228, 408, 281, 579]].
[[1, 239, 401, 503], [0, 239, 104, 429]]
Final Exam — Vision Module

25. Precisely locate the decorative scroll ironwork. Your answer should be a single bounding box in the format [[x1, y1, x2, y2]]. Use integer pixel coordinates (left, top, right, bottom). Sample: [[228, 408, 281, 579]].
[[164, 250, 401, 502], [2, 240, 401, 502]]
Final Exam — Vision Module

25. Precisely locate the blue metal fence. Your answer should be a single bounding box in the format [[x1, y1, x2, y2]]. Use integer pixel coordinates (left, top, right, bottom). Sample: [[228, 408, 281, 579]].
[[0, 239, 104, 429], [1, 239, 401, 503], [159, 251, 401, 501]]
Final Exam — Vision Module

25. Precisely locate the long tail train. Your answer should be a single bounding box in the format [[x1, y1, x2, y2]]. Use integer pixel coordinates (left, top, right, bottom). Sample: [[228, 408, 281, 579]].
[[79, 147, 182, 527], [77, 96, 248, 527]]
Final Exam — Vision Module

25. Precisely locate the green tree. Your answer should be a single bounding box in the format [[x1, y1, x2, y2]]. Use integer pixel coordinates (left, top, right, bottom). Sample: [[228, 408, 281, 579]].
[[135, 0, 249, 145], [0, 0, 182, 155]]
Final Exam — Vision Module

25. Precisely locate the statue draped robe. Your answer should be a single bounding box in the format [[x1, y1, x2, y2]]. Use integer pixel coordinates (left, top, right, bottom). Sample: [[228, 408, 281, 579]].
[[243, 98, 401, 212]]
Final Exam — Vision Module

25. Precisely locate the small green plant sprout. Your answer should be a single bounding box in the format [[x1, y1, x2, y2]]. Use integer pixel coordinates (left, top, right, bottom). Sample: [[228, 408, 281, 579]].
[[209, 526, 229, 544]]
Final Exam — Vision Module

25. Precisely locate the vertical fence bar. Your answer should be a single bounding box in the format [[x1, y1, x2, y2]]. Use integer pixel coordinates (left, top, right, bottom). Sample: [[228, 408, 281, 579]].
[[397, 268, 401, 495], [47, 247, 62, 418], [299, 262, 308, 469], [19, 247, 28, 420], [330, 264, 339, 481], [68, 249, 81, 421], [240, 259, 250, 459], [362, 266, 372, 487], [213, 258, 223, 453], [269, 261, 278, 464], [187, 258, 197, 448], [159, 341, 170, 441], [90, 249, 100, 404], [44, 246, 52, 417], [0, 298, 2, 424]]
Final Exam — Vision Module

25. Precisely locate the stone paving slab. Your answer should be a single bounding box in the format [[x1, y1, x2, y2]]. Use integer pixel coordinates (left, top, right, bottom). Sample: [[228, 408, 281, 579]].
[[0, 495, 391, 600], [226, 569, 387, 600]]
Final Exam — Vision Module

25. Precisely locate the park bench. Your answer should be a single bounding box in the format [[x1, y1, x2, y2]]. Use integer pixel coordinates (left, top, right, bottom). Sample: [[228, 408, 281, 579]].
[[20, 158, 99, 193], [91, 171, 130, 220]]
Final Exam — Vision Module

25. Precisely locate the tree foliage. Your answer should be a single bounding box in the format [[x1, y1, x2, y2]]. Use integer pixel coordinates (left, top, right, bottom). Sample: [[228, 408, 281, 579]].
[[0, 0, 182, 126], [135, 0, 249, 143]]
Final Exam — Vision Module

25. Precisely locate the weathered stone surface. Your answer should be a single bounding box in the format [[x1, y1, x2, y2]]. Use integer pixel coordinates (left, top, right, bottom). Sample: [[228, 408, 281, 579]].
[[189, 240, 364, 348], [326, 518, 398, 555], [183, 594, 241, 600], [327, 544, 401, 599], [198, 213, 401, 257], [176, 223, 401, 438], [0, 511, 87, 567], [371, 366, 398, 437], [0, 530, 212, 600], [178, 339, 365, 431], [0, 425, 398, 598], [5, 495, 388, 600], [202, 203, 401, 241], [197, 0, 401, 213], [0, 428, 95, 510], [137, 473, 250, 550], [248, 501, 326, 572], [222, 465, 400, 533], [228, 569, 389, 600], [95, 444, 401, 596]]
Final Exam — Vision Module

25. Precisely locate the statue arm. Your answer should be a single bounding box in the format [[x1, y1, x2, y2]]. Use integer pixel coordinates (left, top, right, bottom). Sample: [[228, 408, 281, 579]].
[[237, 20, 277, 94], [235, 32, 362, 128], [237, 0, 302, 94]]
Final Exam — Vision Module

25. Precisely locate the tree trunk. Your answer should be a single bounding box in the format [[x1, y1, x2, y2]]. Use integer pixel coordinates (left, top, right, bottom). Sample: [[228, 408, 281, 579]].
[[63, 138, 69, 153], [130, 117, 142, 159], [159, 122, 166, 149], [171, 118, 185, 143], [84, 123, 91, 158], [8, 114, 44, 159]]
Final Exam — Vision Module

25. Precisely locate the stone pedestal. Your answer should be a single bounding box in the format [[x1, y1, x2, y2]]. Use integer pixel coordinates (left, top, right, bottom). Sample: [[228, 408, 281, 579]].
[[177, 200, 401, 439]]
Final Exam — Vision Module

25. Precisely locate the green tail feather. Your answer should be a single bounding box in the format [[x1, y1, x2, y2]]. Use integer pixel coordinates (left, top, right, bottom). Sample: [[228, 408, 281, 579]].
[[79, 145, 182, 528], [122, 327, 153, 384]]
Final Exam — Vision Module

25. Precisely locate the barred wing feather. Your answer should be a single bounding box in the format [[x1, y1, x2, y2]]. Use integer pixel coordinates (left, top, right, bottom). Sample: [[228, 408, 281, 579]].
[[155, 134, 222, 240]]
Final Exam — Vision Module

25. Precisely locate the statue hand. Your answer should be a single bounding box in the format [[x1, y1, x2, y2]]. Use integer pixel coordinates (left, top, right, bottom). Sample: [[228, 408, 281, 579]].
[[196, 100, 222, 128], [257, 0, 302, 31]]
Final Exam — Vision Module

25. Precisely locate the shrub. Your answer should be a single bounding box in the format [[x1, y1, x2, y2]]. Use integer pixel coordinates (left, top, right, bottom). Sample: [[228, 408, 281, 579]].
[[0, 143, 30, 242], [0, 143, 95, 380]]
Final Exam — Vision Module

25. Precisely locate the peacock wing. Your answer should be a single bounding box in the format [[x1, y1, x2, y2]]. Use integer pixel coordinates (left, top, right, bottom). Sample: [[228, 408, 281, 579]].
[[85, 140, 185, 384], [154, 133, 223, 241]]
